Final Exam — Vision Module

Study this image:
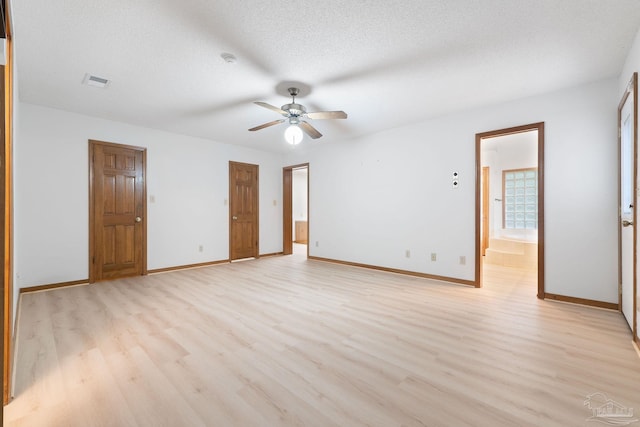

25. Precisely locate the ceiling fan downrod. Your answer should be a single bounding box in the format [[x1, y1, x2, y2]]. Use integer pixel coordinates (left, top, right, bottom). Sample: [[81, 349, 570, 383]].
[[288, 87, 299, 103]]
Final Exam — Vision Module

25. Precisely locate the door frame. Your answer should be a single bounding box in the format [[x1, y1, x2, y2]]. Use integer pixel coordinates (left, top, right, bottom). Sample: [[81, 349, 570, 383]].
[[481, 166, 490, 256], [1, 1, 12, 406], [283, 163, 309, 256], [475, 122, 545, 298], [88, 140, 147, 283], [618, 72, 638, 340], [228, 161, 260, 261]]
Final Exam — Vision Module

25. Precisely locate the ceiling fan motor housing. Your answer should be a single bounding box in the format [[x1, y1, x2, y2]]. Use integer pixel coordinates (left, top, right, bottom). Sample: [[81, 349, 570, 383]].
[[281, 103, 306, 117]]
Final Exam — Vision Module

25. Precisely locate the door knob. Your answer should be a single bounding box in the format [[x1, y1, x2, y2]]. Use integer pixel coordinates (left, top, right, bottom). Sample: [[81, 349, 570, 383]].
[[232, 216, 238, 220], [622, 219, 634, 227], [135, 216, 142, 223]]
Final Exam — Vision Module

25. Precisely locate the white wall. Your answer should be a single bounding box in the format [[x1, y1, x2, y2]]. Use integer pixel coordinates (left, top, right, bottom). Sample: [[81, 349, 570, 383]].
[[14, 103, 283, 288], [620, 27, 640, 96], [12, 28, 637, 307], [285, 78, 619, 303]]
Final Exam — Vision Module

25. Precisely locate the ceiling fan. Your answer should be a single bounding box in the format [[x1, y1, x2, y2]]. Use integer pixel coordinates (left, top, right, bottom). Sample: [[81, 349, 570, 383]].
[[248, 87, 347, 140]]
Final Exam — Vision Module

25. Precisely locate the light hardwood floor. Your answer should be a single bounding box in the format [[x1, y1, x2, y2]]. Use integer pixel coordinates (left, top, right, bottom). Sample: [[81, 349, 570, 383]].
[[4, 251, 640, 426]]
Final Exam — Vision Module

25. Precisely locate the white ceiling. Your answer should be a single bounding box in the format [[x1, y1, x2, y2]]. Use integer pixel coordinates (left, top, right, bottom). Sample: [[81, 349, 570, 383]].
[[10, 1, 640, 152]]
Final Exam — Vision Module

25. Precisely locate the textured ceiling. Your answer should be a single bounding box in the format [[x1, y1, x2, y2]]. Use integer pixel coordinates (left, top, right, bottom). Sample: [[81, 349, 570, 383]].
[[11, 1, 640, 152]]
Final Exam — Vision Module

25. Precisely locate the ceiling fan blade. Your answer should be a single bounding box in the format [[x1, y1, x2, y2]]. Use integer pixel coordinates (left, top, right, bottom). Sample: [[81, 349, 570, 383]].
[[306, 110, 347, 120], [254, 101, 287, 116], [248, 119, 285, 132], [300, 121, 323, 139]]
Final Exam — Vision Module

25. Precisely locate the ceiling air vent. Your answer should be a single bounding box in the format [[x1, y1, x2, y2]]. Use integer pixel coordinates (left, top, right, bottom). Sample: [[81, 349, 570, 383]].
[[82, 73, 111, 88]]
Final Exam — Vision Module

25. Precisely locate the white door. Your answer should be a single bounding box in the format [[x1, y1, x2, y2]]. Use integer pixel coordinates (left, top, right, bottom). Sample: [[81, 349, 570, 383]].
[[620, 84, 635, 331]]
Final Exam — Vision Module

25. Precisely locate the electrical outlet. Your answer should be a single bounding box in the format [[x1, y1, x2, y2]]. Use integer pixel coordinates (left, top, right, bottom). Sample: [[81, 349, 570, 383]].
[[315, 241, 319, 247], [459, 255, 466, 265], [431, 253, 437, 262], [198, 245, 203, 252], [405, 250, 411, 258]]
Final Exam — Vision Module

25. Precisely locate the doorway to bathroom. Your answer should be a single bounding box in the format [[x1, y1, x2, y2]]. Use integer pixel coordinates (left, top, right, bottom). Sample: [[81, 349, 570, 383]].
[[476, 123, 544, 298], [283, 163, 309, 257]]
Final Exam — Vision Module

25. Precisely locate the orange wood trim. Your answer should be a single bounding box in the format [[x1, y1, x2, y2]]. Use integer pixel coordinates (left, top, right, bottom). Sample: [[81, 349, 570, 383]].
[[283, 168, 293, 255], [308, 256, 476, 287], [2, 4, 12, 406], [481, 167, 489, 256], [475, 133, 482, 287], [284, 162, 310, 170], [538, 122, 545, 300], [141, 149, 147, 275], [148, 259, 231, 274], [255, 165, 260, 258], [22, 253, 286, 294], [306, 166, 310, 259], [475, 122, 545, 297], [476, 122, 543, 140], [20, 280, 89, 294], [634, 73, 639, 345], [89, 143, 95, 283], [228, 163, 232, 260], [259, 251, 284, 258], [618, 79, 629, 314], [151, 252, 285, 274], [544, 293, 618, 311]]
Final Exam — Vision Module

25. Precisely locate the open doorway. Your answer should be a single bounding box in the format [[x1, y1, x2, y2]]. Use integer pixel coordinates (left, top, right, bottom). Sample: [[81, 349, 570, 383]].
[[476, 123, 545, 297], [292, 168, 308, 255], [283, 163, 309, 256]]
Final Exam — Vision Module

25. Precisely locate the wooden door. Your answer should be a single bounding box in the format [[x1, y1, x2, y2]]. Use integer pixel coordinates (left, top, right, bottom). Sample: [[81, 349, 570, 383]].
[[229, 161, 259, 260], [89, 141, 146, 282]]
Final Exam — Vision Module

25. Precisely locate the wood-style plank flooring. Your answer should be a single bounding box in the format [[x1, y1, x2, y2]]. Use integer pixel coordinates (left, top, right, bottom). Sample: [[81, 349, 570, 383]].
[[4, 247, 640, 426]]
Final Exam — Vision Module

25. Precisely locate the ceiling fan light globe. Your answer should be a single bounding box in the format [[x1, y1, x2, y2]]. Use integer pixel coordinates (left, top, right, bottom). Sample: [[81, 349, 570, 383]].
[[285, 125, 303, 145]]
